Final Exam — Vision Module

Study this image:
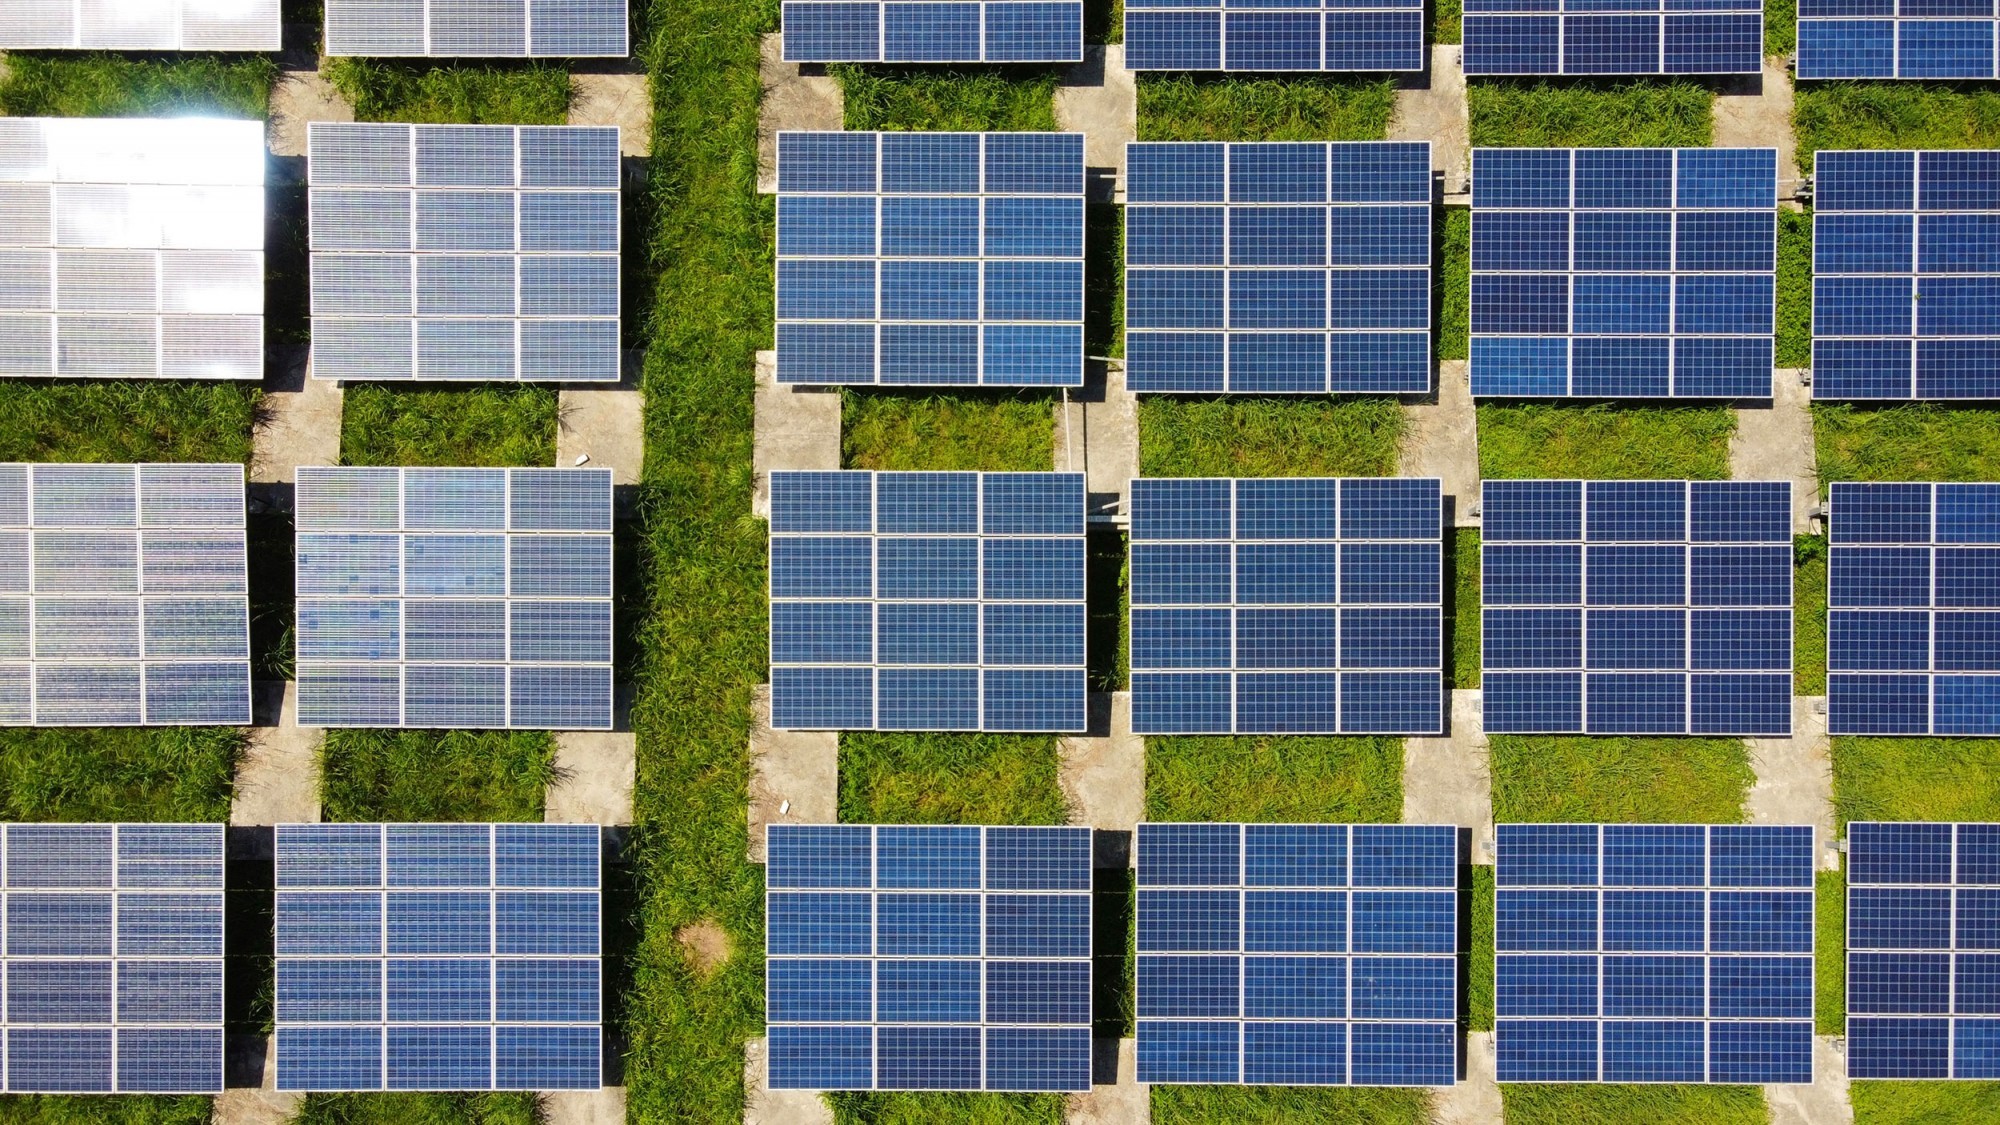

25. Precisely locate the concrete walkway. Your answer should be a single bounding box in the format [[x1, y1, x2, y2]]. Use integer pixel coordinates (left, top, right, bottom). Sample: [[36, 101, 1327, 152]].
[[1058, 693, 1144, 867], [231, 682, 321, 827], [1768, 1036, 1854, 1125], [1054, 46, 1137, 200], [251, 347, 342, 487], [547, 1088, 629, 1125], [1389, 47, 1471, 197], [214, 1038, 301, 1125], [1066, 1038, 1148, 1125], [1730, 368, 1819, 534], [744, 1037, 835, 1125], [1714, 56, 1803, 201], [1433, 1031, 1502, 1125], [1747, 697, 1840, 869], [570, 72, 653, 157], [1401, 359, 1481, 527], [747, 685, 838, 862], [558, 366, 646, 487], [1055, 365, 1139, 522], [757, 34, 844, 194], [268, 69, 353, 159], [1403, 690, 1491, 852], [752, 350, 842, 518]]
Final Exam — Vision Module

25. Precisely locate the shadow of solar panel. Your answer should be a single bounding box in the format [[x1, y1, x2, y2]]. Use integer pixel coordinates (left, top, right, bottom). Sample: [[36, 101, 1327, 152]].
[[1123, 2, 1424, 72], [1462, 4, 1759, 74], [1798, 8, 2000, 78], [1480, 480, 1792, 735], [1134, 823, 1459, 1086], [782, 1, 1083, 62], [0, 0, 280, 50], [273, 823, 603, 1091], [1494, 823, 1815, 1084], [325, 0, 628, 56]]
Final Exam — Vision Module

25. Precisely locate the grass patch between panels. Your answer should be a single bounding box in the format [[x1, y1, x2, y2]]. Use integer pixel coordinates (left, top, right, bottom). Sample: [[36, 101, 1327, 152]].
[[0, 53, 275, 118], [1151, 1087, 1431, 1124], [1832, 737, 2000, 826], [1137, 397, 1405, 478], [1435, 0, 1463, 45], [1777, 209, 1812, 368], [1436, 209, 1470, 363], [292, 1092, 539, 1125], [1146, 736, 1404, 823], [1795, 535, 1827, 695], [0, 382, 258, 465], [1850, 1083, 2000, 1124], [1468, 864, 1494, 1030], [1500, 1084, 1767, 1125], [835, 65, 1061, 132], [1766, 0, 1796, 55], [1818, 868, 1845, 1035], [1136, 75, 1397, 142], [338, 384, 559, 467], [828, 1092, 1067, 1124], [0, 728, 240, 822], [841, 391, 1056, 471], [325, 59, 573, 125], [1489, 736, 1754, 823], [1450, 529, 1480, 690], [1813, 403, 2000, 482], [1467, 80, 1713, 148], [1795, 83, 2000, 173], [0, 1097, 215, 1124], [1476, 404, 1736, 480], [318, 730, 557, 823], [837, 733, 1069, 825]]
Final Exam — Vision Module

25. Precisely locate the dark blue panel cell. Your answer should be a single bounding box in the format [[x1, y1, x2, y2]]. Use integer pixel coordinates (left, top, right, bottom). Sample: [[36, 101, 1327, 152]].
[[985, 602, 1086, 666], [1918, 340, 2000, 400], [1603, 889, 1705, 951], [1574, 213, 1672, 272], [1470, 336, 1569, 395], [1127, 207, 1225, 267], [1816, 213, 1915, 275], [880, 324, 979, 385], [1472, 274, 1570, 336], [1130, 671, 1232, 733], [874, 537, 977, 600], [1496, 889, 1598, 951], [1244, 956, 1347, 1019], [1711, 956, 1813, 1019], [1571, 337, 1670, 398], [882, 3, 981, 62], [770, 666, 874, 729], [1816, 150, 1914, 212], [1138, 822, 1239, 887], [1585, 671, 1687, 734], [1483, 670, 1583, 732], [1957, 952, 2000, 1014], [986, 825, 1092, 891], [1340, 542, 1440, 604], [1136, 1020, 1238, 1084], [1229, 207, 1325, 267], [1136, 954, 1240, 1018], [1602, 954, 1705, 1017], [1236, 543, 1338, 603], [1483, 480, 1583, 541], [1245, 824, 1348, 887], [767, 1025, 872, 1090], [778, 132, 877, 193], [1813, 275, 1910, 337], [1242, 890, 1346, 953], [1690, 672, 1793, 734], [877, 959, 980, 1023], [1813, 338, 1913, 400], [1341, 477, 1442, 540], [1329, 269, 1430, 329], [1497, 954, 1598, 1017], [1350, 957, 1456, 1021], [1483, 544, 1582, 605], [877, 1026, 980, 1091], [1709, 1020, 1813, 1083], [1572, 275, 1671, 335], [1235, 477, 1340, 540], [1139, 888, 1241, 952], [1127, 270, 1224, 330], [1690, 609, 1791, 671], [1227, 333, 1325, 393], [1956, 1019, 2000, 1079], [1585, 545, 1685, 606], [1235, 671, 1339, 733], [986, 1026, 1091, 1093], [1664, 14, 1763, 73], [1563, 14, 1660, 72], [1828, 547, 1930, 607], [1241, 1021, 1344, 1085], [876, 825, 980, 889], [1796, 19, 1896, 80], [1342, 607, 1443, 669], [778, 195, 876, 257], [877, 602, 977, 666], [1235, 608, 1338, 669], [1222, 11, 1320, 71], [1830, 610, 1931, 673], [1850, 952, 1951, 1015], [1473, 210, 1570, 272], [1938, 547, 2000, 606], [1131, 608, 1231, 670], [1853, 886, 1952, 948], [876, 892, 980, 956], [1351, 889, 1456, 954], [1353, 824, 1458, 888], [1832, 483, 1934, 545], [1920, 214, 2000, 273], [1586, 608, 1685, 671], [1847, 1016, 1949, 1079], [1128, 144, 1225, 204], [1130, 477, 1232, 541], [1712, 891, 1816, 953], [1602, 1019, 1705, 1083], [767, 959, 872, 1023], [1342, 672, 1444, 736], [1964, 827, 2000, 887], [1900, 19, 1996, 79], [1603, 824, 1704, 886], [1937, 674, 2000, 735], [1829, 673, 1933, 735], [1126, 333, 1224, 393], [1690, 545, 1790, 607], [1711, 824, 1814, 888], [1850, 821, 1954, 885], [1495, 1018, 1597, 1082], [783, 4, 883, 63]]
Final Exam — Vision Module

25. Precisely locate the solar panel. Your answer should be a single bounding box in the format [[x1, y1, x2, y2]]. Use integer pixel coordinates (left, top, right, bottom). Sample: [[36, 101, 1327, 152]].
[[0, 823, 225, 1093], [1469, 147, 1778, 399], [1846, 821, 2000, 1078], [1798, 5, 2000, 78], [1811, 151, 2000, 400], [307, 123, 622, 383], [1495, 823, 1815, 1084], [774, 132, 1085, 388], [1481, 480, 1793, 736], [1128, 477, 1444, 734], [1124, 142, 1433, 395], [1135, 823, 1458, 1086], [273, 823, 602, 1091], [0, 117, 264, 382], [782, 1, 1083, 61], [324, 0, 628, 56], [765, 823, 1093, 1092], [1462, 4, 1761, 75], [293, 467, 614, 730], [1825, 482, 2000, 735], [0, 0, 280, 50], [1123, 1, 1424, 71]]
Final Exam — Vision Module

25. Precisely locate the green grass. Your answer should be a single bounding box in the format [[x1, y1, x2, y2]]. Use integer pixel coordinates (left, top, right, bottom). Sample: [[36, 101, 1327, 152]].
[[828, 1093, 1065, 1124], [0, 728, 239, 822], [338, 384, 559, 467], [1468, 864, 1493, 1031], [1489, 736, 1754, 823], [1777, 209, 1813, 368], [1137, 75, 1396, 142], [1467, 80, 1713, 148], [1138, 398, 1404, 478], [1767, 0, 1795, 55], [835, 66, 1060, 132], [1436, 209, 1469, 363], [837, 733, 1068, 825], [1476, 404, 1736, 480], [319, 730, 556, 822], [325, 59, 572, 124], [0, 53, 275, 118], [1435, 0, 1463, 45], [1450, 529, 1480, 690], [1500, 1085, 1766, 1125], [1814, 403, 2000, 482], [1818, 867, 1845, 1035], [0, 383, 256, 465], [1832, 737, 2000, 827], [1152, 1087, 1430, 1124], [1146, 736, 1404, 823], [1796, 83, 2000, 173], [1796, 535, 1827, 695], [0, 1099, 212, 1125], [1850, 1083, 2000, 1123], [292, 1093, 538, 1125], [842, 391, 1054, 471]]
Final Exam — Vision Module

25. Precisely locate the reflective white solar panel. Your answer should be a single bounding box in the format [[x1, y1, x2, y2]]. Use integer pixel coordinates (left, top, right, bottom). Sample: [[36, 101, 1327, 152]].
[[0, 823, 226, 1093], [325, 0, 629, 56], [307, 123, 622, 383], [293, 467, 614, 730], [272, 823, 603, 1091], [0, 0, 280, 50], [783, 1, 1084, 62], [0, 118, 264, 382]]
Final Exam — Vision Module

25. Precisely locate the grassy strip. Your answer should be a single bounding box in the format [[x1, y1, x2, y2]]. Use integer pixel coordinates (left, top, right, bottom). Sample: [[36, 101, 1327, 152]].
[[836, 66, 1061, 131], [293, 1094, 538, 1125], [1137, 398, 1404, 478], [1489, 736, 1753, 822], [837, 733, 1068, 825], [1767, 0, 1796, 55], [0, 53, 274, 117], [1814, 404, 2000, 482], [1818, 868, 1845, 1036], [1851, 1084, 2000, 1123], [1500, 1085, 1765, 1125], [1476, 404, 1736, 480], [1468, 865, 1493, 1031], [325, 59, 572, 125], [1795, 83, 2000, 173], [1152, 1088, 1428, 1123], [1796, 535, 1827, 695], [0, 728, 238, 822], [1436, 209, 1469, 363], [1450, 529, 1479, 690], [0, 383, 257, 465], [842, 391, 1054, 472], [318, 730, 556, 822], [339, 385, 559, 467], [827, 1094, 1065, 1124], [1832, 737, 2000, 826], [1136, 75, 1396, 142], [1776, 209, 1812, 369], [1435, 0, 1463, 45], [1146, 736, 1403, 823], [1467, 80, 1713, 148], [0, 1098, 212, 1123]]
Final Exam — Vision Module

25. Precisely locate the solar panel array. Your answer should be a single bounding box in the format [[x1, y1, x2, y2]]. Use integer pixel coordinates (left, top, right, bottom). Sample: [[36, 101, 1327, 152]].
[[1124, 142, 1433, 395], [294, 467, 614, 731], [768, 471, 1086, 732], [1481, 480, 1793, 736], [0, 0, 280, 50], [308, 123, 622, 383], [1123, 1, 1425, 72], [1826, 482, 2000, 736], [325, 0, 628, 56], [764, 824, 1093, 1092], [274, 823, 602, 1091], [1128, 477, 1444, 735], [1798, 2, 2000, 78], [1461, 3, 1762, 75], [0, 823, 225, 1093], [1847, 821, 2000, 1078], [1811, 151, 2000, 401], [1469, 147, 1777, 399], [1136, 823, 1459, 1087], [781, 1, 1083, 61], [1495, 823, 1816, 1084], [774, 131, 1085, 388], [0, 117, 264, 382]]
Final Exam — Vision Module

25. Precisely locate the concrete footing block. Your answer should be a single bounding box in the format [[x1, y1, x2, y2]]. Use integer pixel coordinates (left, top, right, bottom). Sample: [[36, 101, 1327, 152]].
[[1388, 47, 1470, 195], [1054, 46, 1136, 199], [268, 70, 354, 158], [1059, 693, 1144, 864], [548, 730, 636, 826], [745, 1037, 835, 1125], [558, 369, 645, 486], [215, 1036, 302, 1125], [757, 34, 844, 194], [1731, 368, 1819, 534], [752, 350, 842, 519], [1432, 1031, 1501, 1125], [1767, 1036, 1853, 1125], [1055, 366, 1138, 520], [1747, 697, 1839, 869], [252, 348, 343, 486], [1401, 359, 1480, 527], [569, 72, 653, 156], [1067, 1038, 1148, 1124], [232, 682, 322, 827], [545, 1087, 630, 1124], [1402, 690, 1491, 853], [748, 685, 839, 862], [1714, 57, 1803, 200]]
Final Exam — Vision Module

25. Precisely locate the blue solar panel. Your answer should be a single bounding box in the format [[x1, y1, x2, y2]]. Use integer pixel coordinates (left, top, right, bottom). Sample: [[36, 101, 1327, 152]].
[[1469, 148, 1778, 399], [768, 471, 1087, 732], [1463, 4, 1762, 75], [1124, 1, 1425, 72], [0, 823, 224, 1093], [1135, 823, 1458, 1086], [273, 823, 602, 1092], [765, 824, 1092, 1091], [1128, 477, 1444, 734], [1825, 481, 2000, 734], [782, 2, 1084, 62], [1495, 823, 1815, 1084], [1798, 5, 2000, 78], [1481, 480, 1793, 735], [776, 132, 1085, 387], [1124, 143, 1433, 394], [1812, 151, 2000, 400]]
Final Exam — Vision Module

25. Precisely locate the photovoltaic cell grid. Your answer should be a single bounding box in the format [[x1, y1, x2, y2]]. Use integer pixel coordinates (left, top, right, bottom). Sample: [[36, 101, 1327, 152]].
[[294, 467, 614, 731], [782, 2, 1083, 61], [1124, 142, 1433, 395], [0, 823, 225, 1094], [308, 123, 621, 383], [1798, 1, 2000, 78], [1461, 2, 1762, 75], [1480, 480, 1793, 736], [0, 0, 279, 50], [1825, 482, 2000, 736], [768, 471, 1086, 732], [1469, 147, 1778, 399], [1123, 1, 1424, 72], [1128, 477, 1445, 735], [325, 0, 628, 56], [764, 824, 1093, 1092], [775, 132, 1085, 388], [273, 823, 602, 1092], [1846, 822, 2000, 1078], [0, 117, 263, 381], [1495, 823, 1816, 1084], [1135, 823, 1459, 1087], [1811, 151, 2000, 400]]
